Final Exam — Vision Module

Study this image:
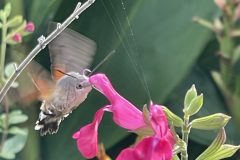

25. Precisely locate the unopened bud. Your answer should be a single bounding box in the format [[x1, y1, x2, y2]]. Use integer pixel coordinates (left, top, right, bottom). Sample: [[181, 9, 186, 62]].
[[190, 113, 231, 130], [12, 33, 22, 43], [184, 84, 197, 109], [214, 0, 226, 10], [25, 22, 35, 32], [184, 94, 203, 116]]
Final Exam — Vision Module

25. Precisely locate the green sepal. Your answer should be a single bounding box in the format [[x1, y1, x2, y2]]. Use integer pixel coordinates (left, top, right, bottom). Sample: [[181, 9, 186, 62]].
[[162, 106, 183, 127], [6, 16, 23, 28], [196, 128, 226, 160], [190, 113, 231, 130]]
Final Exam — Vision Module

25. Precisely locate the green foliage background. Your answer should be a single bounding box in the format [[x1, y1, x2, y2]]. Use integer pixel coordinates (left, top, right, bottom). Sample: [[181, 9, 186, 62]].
[[3, 0, 239, 159]]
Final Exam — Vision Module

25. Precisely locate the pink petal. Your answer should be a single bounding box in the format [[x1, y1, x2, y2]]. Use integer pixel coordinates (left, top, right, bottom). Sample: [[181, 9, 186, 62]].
[[150, 104, 169, 137], [116, 136, 173, 160], [73, 107, 106, 159], [90, 74, 146, 130], [110, 97, 145, 130], [89, 74, 117, 104]]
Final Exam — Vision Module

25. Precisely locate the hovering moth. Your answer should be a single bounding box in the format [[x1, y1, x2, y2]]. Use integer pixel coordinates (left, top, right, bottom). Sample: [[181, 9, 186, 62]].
[[30, 24, 96, 136]]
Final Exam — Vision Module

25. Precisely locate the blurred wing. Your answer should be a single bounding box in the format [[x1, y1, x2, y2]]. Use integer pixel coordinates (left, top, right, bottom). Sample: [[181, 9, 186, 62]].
[[27, 61, 56, 100], [48, 23, 96, 80]]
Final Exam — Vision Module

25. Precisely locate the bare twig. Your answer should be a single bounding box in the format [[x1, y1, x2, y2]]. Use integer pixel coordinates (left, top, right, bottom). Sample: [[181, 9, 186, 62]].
[[0, 0, 96, 103]]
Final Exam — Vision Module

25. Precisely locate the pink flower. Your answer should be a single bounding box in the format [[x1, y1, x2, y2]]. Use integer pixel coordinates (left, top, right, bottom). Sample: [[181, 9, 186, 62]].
[[116, 104, 175, 160], [89, 74, 145, 130], [25, 22, 35, 32], [116, 137, 173, 160], [12, 33, 22, 43], [73, 108, 105, 158], [73, 74, 174, 159]]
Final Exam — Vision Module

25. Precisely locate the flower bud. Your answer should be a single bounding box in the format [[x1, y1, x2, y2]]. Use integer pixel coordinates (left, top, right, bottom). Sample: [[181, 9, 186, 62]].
[[184, 84, 197, 109], [25, 22, 35, 32], [190, 113, 231, 130], [12, 33, 22, 43], [184, 94, 203, 116], [214, 0, 226, 10]]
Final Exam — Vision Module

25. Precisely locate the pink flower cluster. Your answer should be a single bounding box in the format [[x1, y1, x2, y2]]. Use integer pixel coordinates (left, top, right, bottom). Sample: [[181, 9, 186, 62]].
[[73, 74, 175, 160], [12, 22, 35, 43]]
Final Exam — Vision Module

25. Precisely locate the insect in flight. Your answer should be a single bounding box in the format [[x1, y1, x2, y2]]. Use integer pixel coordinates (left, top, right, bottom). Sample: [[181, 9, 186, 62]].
[[30, 23, 97, 136]]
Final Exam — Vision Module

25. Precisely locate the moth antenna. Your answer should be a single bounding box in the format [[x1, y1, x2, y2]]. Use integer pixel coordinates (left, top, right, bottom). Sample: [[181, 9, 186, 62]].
[[88, 50, 116, 76]]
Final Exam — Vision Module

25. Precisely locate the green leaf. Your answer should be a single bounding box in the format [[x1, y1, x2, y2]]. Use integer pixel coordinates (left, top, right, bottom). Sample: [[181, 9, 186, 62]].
[[4, 3, 11, 18], [0, 22, 2, 28], [191, 113, 231, 130], [29, 0, 63, 29], [0, 151, 15, 159], [9, 127, 28, 135], [8, 110, 28, 125], [4, 63, 19, 88], [196, 128, 226, 160], [162, 106, 183, 127], [6, 15, 23, 28], [184, 84, 197, 109], [5, 62, 16, 78], [1, 132, 28, 154], [184, 94, 203, 116]]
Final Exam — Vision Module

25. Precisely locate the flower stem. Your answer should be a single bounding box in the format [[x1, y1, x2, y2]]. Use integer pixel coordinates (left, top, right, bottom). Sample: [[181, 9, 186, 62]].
[[0, 15, 7, 84], [181, 115, 190, 160]]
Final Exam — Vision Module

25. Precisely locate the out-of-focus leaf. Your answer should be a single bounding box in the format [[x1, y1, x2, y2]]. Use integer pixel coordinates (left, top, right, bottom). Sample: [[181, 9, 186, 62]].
[[0, 131, 28, 159], [29, 0, 63, 30], [0, 151, 15, 159], [8, 110, 28, 125], [4, 63, 19, 88], [9, 127, 28, 135], [5, 62, 16, 78]]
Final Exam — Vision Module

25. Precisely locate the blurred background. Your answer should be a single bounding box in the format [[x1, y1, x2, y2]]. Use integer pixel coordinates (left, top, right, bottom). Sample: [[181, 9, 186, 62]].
[[1, 0, 239, 159]]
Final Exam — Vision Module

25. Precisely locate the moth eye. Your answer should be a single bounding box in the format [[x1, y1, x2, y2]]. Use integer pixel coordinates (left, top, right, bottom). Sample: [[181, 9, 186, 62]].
[[76, 84, 83, 89]]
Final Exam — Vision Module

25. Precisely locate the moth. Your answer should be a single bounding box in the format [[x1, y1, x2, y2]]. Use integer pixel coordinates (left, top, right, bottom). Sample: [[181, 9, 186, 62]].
[[30, 24, 96, 136]]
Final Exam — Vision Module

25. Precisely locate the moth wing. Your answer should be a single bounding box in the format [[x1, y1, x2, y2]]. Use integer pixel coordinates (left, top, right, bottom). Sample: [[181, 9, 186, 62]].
[[48, 22, 97, 80], [27, 61, 56, 100]]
